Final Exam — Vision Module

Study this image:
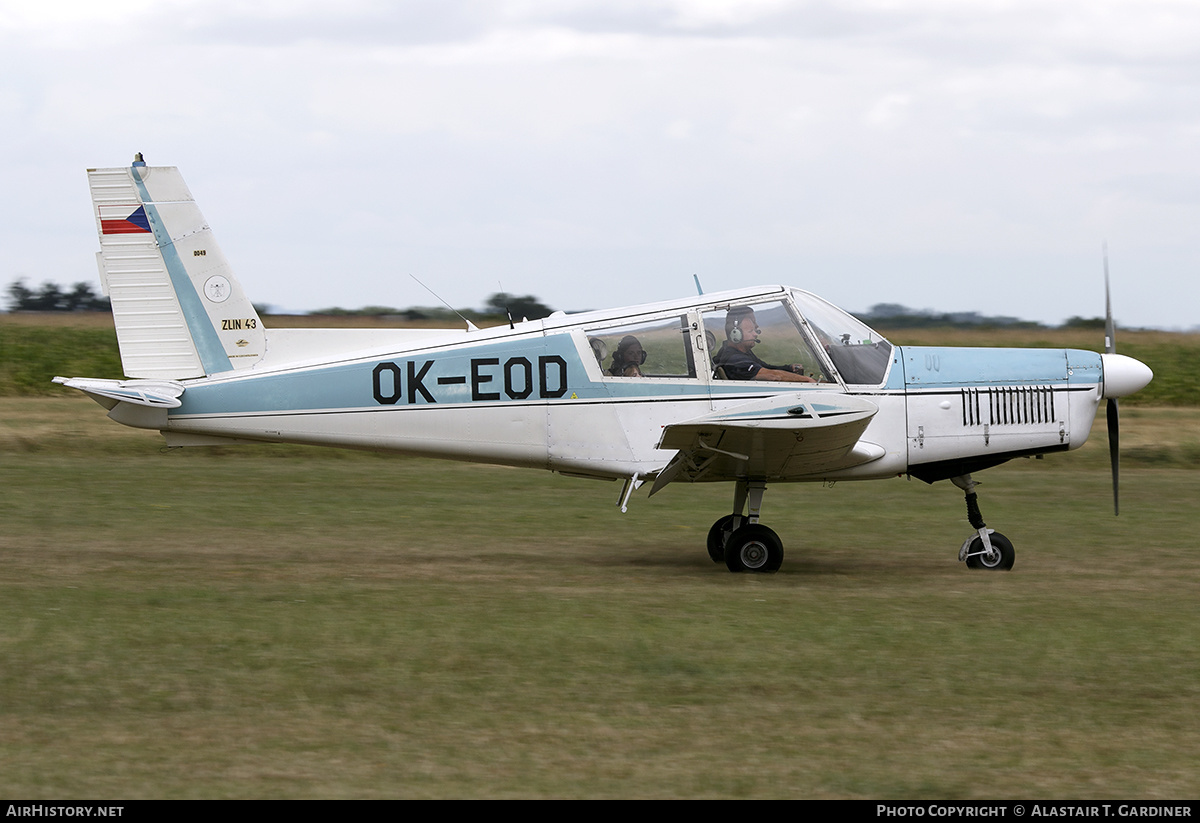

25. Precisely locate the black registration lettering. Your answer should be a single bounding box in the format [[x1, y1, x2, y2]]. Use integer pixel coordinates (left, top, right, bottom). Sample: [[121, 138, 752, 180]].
[[504, 357, 533, 400], [407, 360, 436, 404], [471, 358, 501, 401], [538, 355, 568, 398], [372, 362, 402, 405], [372, 354, 568, 404]]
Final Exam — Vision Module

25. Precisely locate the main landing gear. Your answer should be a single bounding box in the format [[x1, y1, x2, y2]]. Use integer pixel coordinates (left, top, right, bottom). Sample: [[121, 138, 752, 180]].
[[952, 474, 1015, 571], [707, 480, 784, 573], [704, 475, 1015, 573]]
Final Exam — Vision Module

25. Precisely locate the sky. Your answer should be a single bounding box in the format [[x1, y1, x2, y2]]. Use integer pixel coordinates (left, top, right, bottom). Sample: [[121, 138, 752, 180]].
[[2, 0, 1197, 329]]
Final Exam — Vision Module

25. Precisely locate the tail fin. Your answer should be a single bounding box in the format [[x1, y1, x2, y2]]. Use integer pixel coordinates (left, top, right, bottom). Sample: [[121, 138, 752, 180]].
[[88, 155, 265, 379]]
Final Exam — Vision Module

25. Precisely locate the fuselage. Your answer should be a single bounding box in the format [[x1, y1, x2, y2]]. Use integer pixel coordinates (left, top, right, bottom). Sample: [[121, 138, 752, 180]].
[[105, 284, 1122, 487]]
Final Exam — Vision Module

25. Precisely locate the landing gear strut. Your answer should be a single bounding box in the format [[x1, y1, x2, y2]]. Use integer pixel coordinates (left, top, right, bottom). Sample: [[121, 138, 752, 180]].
[[952, 474, 1015, 571], [707, 480, 784, 573]]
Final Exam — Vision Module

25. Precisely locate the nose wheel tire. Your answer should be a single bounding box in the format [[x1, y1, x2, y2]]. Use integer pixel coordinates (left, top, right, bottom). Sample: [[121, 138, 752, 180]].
[[724, 524, 784, 573], [964, 531, 1015, 571]]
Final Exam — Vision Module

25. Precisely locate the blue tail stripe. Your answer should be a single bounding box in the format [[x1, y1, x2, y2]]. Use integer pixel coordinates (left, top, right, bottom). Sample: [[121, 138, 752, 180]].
[[130, 166, 233, 375]]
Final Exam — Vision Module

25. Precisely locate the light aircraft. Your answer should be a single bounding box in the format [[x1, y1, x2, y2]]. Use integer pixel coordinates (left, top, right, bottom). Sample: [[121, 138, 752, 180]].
[[56, 156, 1154, 573]]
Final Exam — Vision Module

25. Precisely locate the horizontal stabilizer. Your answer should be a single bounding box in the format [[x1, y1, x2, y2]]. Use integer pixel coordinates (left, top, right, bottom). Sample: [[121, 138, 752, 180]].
[[53, 376, 185, 409]]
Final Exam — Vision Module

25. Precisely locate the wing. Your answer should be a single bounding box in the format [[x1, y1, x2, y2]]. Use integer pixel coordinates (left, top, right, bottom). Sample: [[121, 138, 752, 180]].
[[649, 392, 882, 495]]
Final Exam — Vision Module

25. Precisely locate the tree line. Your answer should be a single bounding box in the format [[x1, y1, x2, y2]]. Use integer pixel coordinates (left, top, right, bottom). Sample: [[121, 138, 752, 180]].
[[6, 279, 110, 312], [9, 279, 1110, 330], [5, 279, 555, 320]]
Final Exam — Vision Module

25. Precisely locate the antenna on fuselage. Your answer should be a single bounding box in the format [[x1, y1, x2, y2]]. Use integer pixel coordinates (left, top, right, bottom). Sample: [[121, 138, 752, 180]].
[[410, 275, 479, 332], [498, 280, 515, 330], [693, 274, 705, 296]]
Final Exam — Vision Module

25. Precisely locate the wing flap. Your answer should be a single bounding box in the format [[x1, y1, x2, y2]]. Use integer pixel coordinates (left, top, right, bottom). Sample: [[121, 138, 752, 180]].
[[650, 392, 880, 493]]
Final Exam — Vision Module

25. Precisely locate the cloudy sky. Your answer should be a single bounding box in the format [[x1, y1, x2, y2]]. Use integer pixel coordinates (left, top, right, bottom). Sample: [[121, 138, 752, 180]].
[[3, 0, 1197, 328]]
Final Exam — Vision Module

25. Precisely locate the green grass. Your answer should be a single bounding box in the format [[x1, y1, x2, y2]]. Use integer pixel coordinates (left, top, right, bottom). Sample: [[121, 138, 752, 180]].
[[2, 399, 1199, 798], [0, 323, 122, 396]]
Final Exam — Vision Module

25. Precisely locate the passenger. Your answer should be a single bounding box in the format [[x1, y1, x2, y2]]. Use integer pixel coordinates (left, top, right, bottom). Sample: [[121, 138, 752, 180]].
[[712, 307, 817, 382], [609, 335, 647, 377]]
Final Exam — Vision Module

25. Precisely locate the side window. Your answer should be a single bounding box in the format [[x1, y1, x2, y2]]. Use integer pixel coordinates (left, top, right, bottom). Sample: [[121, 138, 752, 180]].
[[703, 301, 831, 381], [585, 315, 696, 379]]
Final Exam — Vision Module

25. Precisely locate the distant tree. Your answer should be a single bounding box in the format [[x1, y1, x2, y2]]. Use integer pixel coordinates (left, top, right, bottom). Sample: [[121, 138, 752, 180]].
[[63, 281, 109, 311], [864, 303, 918, 319], [308, 306, 398, 317], [6, 279, 35, 311], [484, 293, 553, 320], [1063, 316, 1106, 330], [30, 281, 63, 311], [857, 301, 1044, 330], [6, 279, 109, 312]]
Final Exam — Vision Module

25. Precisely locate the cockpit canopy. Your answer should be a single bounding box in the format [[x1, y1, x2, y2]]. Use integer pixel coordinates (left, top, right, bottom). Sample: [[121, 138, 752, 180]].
[[579, 285, 893, 386], [699, 290, 891, 385]]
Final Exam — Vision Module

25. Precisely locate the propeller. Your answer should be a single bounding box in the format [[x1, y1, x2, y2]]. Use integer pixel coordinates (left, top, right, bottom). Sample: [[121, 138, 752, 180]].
[[1104, 246, 1120, 515], [1098, 246, 1154, 515]]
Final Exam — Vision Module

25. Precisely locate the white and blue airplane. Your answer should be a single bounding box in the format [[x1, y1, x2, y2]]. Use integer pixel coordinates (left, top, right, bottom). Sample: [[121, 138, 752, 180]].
[[56, 156, 1153, 573]]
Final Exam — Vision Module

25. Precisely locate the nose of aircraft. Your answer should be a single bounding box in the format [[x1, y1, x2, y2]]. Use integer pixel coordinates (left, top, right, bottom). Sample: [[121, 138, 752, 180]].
[[1100, 353, 1153, 398]]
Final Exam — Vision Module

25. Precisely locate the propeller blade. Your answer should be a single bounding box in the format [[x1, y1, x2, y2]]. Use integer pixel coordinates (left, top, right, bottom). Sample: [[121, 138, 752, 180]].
[[1103, 243, 1116, 354], [1104, 244, 1119, 515], [1107, 397, 1120, 515]]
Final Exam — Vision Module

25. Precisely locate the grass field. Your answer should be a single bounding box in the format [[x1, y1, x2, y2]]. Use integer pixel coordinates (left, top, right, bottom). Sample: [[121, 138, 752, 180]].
[[2, 397, 1198, 798]]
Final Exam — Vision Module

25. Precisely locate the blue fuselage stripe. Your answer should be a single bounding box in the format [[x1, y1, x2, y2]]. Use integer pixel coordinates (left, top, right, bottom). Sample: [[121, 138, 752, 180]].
[[169, 337, 1103, 419]]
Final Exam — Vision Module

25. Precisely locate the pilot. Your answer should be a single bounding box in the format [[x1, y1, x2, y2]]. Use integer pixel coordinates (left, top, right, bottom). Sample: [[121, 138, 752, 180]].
[[609, 335, 647, 377], [713, 307, 817, 382]]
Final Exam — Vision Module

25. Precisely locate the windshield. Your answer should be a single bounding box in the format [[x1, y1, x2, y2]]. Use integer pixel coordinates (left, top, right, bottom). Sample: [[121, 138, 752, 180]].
[[790, 289, 893, 385]]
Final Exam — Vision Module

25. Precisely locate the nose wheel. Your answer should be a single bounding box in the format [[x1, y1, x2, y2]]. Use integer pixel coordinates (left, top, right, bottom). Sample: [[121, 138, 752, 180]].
[[952, 474, 1016, 571], [963, 530, 1015, 570]]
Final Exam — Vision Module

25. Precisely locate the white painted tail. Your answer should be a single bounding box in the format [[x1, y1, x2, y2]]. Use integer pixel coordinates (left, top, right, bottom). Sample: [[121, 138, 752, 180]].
[[88, 156, 265, 379]]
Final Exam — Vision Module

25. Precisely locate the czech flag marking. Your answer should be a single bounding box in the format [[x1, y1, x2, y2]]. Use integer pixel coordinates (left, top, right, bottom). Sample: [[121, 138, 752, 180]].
[[100, 205, 152, 235]]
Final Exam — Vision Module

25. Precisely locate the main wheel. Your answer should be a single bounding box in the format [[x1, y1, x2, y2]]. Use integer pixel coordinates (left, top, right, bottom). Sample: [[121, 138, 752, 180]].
[[706, 515, 739, 563], [964, 531, 1015, 571], [724, 524, 784, 573]]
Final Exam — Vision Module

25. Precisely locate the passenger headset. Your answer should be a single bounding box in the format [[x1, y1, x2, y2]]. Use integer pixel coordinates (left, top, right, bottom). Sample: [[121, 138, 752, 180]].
[[615, 337, 648, 366]]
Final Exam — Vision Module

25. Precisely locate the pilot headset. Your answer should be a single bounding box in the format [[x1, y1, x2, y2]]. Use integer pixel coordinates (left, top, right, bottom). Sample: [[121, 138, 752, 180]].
[[726, 309, 757, 344]]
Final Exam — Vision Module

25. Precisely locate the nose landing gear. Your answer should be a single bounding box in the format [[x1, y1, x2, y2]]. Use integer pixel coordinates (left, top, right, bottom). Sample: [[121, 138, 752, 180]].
[[952, 474, 1015, 571]]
